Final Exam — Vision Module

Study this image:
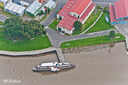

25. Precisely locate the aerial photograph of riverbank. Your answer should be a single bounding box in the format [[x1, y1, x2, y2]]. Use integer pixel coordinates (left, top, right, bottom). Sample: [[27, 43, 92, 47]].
[[0, 0, 128, 85]]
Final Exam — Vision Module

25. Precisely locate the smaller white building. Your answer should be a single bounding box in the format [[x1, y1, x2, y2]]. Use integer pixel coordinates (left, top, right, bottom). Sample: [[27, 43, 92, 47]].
[[40, 0, 56, 13], [26, 1, 42, 17], [44, 0, 56, 9], [20, 1, 30, 7], [4, 2, 26, 16], [0, 0, 8, 7]]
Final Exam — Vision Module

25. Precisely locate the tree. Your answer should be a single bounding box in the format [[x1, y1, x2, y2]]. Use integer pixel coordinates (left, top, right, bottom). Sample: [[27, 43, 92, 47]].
[[73, 21, 82, 31], [42, 25, 44, 28], [4, 16, 23, 39], [109, 30, 115, 39], [104, 7, 109, 13], [38, 10, 44, 15], [4, 17, 45, 39], [96, 5, 101, 10], [45, 8, 50, 14], [24, 32, 31, 38]]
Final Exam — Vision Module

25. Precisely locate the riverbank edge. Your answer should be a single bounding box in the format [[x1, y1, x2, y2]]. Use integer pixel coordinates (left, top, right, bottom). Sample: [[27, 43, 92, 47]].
[[0, 40, 125, 57], [62, 40, 125, 54]]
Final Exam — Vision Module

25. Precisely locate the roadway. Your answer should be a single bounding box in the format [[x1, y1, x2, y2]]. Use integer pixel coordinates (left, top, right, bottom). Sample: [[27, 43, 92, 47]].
[[41, 0, 68, 26], [41, 0, 119, 26], [46, 27, 118, 48]]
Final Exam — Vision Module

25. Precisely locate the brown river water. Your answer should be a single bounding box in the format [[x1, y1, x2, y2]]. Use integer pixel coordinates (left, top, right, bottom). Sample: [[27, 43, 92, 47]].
[[0, 42, 128, 85]]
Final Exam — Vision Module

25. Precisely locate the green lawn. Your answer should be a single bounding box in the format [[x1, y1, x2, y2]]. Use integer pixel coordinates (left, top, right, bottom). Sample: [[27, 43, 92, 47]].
[[0, 27, 52, 51], [0, 3, 4, 8], [0, 9, 17, 17], [0, 21, 4, 25], [48, 19, 59, 31], [73, 10, 102, 35], [61, 33, 125, 49], [86, 13, 115, 33], [40, 15, 47, 22]]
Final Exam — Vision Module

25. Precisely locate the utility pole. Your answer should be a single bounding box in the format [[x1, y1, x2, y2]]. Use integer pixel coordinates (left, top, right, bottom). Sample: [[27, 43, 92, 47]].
[[47, 5, 49, 17]]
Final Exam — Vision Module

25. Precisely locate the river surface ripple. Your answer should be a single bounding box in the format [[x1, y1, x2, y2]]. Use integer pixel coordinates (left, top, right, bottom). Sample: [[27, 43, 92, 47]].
[[0, 42, 128, 85]]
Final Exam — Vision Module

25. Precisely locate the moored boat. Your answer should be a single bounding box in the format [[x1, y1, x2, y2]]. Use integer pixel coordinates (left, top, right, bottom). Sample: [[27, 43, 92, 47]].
[[33, 62, 75, 72]]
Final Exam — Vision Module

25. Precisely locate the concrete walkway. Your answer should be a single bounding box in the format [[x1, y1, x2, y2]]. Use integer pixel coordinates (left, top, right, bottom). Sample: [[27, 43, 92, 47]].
[[0, 47, 56, 56], [0, 25, 3, 27], [0, 47, 65, 63], [114, 24, 128, 50], [0, 14, 8, 22], [56, 48, 65, 63]]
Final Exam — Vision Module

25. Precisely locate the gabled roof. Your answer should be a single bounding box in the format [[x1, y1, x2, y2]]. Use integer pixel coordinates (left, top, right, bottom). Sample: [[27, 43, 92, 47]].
[[4, 2, 26, 14], [79, 3, 95, 22], [109, 5, 116, 22], [13, 0, 34, 4], [44, 0, 55, 9], [57, 15, 77, 31], [57, 0, 78, 17], [70, 0, 91, 15], [26, 1, 42, 14], [0, 0, 8, 3], [114, 0, 128, 19], [57, 0, 94, 31], [57, 0, 78, 31]]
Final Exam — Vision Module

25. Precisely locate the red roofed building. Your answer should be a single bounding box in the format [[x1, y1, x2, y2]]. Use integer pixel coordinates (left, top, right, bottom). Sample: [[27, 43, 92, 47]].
[[109, 0, 128, 25], [57, 0, 95, 34]]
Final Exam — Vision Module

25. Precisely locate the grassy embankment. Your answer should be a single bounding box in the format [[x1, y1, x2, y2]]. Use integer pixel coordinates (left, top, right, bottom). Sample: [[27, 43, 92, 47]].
[[40, 15, 47, 22], [61, 33, 125, 49], [86, 13, 115, 33], [73, 11, 102, 35], [48, 19, 59, 31], [0, 21, 4, 25], [73, 11, 115, 35], [0, 27, 52, 51]]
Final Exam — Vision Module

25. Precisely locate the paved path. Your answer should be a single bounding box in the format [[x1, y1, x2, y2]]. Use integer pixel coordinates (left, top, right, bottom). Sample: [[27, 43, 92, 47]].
[[81, 11, 103, 35], [41, 0, 68, 26], [0, 47, 56, 56], [0, 14, 8, 22], [0, 47, 66, 63], [46, 27, 118, 48], [114, 24, 128, 50], [0, 25, 3, 27], [114, 25, 128, 37]]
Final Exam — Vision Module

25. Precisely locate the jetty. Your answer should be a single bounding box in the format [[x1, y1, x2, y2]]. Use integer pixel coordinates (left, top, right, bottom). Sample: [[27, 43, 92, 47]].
[[0, 47, 65, 63], [56, 48, 65, 63]]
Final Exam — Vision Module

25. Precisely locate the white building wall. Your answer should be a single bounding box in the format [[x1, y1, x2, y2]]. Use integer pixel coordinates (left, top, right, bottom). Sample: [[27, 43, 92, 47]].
[[57, 14, 64, 19], [4, 2, 26, 17], [57, 26, 74, 34], [82, 5, 95, 24], [57, 14, 60, 18], [80, 1, 92, 17], [69, 12, 79, 18], [63, 28, 73, 34]]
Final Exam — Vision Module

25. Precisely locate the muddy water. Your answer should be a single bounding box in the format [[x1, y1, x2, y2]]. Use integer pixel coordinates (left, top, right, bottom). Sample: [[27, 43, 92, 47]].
[[0, 42, 128, 85]]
